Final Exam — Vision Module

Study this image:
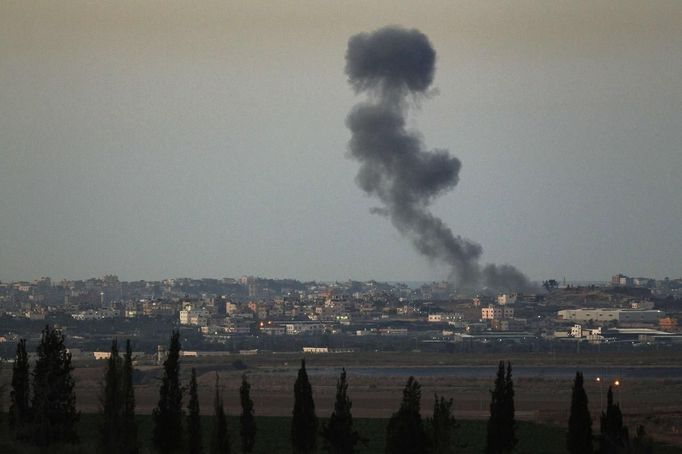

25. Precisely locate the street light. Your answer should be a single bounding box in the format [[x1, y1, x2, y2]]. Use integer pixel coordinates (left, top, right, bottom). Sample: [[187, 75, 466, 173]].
[[614, 379, 621, 408], [596, 377, 603, 413]]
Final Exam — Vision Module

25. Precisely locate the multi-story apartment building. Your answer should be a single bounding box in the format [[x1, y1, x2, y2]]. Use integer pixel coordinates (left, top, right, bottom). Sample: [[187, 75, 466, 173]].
[[481, 305, 514, 320]]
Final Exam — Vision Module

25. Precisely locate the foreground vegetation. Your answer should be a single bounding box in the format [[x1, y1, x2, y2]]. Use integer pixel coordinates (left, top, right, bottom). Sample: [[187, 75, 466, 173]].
[[2, 413, 678, 454], [5, 327, 680, 453]]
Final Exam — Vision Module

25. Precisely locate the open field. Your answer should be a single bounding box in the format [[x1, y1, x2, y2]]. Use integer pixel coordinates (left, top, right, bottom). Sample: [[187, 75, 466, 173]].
[[174, 350, 682, 368], [2, 351, 682, 449]]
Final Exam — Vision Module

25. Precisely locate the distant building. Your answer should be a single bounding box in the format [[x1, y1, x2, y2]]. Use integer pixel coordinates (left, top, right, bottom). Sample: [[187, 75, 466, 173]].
[[631, 301, 655, 310], [570, 324, 602, 339], [558, 309, 664, 323], [570, 324, 582, 338], [605, 328, 672, 341], [633, 277, 655, 288], [611, 274, 633, 287], [378, 327, 408, 336], [659, 317, 678, 332], [284, 322, 325, 335], [143, 300, 176, 317], [428, 313, 462, 322], [25, 308, 47, 320], [72, 308, 118, 320], [491, 319, 526, 331], [482, 305, 514, 320], [179, 304, 209, 326], [497, 294, 517, 305], [302, 347, 328, 353], [260, 325, 286, 336]]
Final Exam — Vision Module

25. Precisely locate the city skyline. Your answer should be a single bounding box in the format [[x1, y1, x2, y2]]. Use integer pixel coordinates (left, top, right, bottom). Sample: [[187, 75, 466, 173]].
[[2, 1, 681, 283], [0, 272, 674, 289]]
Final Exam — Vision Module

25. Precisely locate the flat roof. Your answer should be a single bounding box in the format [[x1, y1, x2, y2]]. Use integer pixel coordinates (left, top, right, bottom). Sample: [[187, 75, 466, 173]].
[[607, 328, 670, 335]]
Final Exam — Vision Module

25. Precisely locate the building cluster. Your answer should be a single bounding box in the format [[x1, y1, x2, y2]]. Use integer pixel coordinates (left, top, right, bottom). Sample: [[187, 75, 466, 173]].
[[610, 273, 682, 297], [0, 272, 681, 356]]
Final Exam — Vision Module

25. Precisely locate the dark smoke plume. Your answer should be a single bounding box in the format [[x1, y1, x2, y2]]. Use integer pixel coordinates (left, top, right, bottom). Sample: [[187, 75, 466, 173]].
[[345, 26, 533, 293]]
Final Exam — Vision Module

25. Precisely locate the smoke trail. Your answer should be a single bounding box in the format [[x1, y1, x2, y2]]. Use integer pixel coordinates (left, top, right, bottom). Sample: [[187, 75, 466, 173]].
[[345, 26, 532, 292]]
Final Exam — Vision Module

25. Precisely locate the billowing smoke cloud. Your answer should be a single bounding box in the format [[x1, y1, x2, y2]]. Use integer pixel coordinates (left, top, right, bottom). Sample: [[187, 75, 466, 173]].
[[345, 26, 533, 293]]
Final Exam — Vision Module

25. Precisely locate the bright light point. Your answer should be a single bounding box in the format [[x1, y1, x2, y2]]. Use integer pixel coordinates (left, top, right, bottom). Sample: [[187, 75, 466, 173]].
[[614, 380, 620, 386]]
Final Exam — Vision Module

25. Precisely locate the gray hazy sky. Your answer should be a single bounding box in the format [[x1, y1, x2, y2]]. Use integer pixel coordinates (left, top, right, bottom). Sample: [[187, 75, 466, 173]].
[[1, 1, 681, 283]]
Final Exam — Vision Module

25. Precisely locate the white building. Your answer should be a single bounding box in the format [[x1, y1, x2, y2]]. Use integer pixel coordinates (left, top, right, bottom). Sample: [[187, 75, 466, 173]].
[[72, 308, 118, 320], [302, 347, 328, 353], [225, 302, 238, 315], [180, 307, 209, 326], [284, 322, 325, 335], [631, 301, 655, 310], [570, 324, 583, 338], [428, 313, 461, 322], [497, 294, 517, 305]]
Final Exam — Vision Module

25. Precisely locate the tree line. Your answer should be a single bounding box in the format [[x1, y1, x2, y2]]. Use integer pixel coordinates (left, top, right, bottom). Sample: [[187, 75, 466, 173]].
[[6, 326, 657, 453]]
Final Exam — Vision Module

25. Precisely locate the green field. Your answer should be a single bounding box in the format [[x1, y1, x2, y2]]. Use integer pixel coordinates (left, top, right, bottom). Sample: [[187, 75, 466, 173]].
[[0, 414, 679, 453]]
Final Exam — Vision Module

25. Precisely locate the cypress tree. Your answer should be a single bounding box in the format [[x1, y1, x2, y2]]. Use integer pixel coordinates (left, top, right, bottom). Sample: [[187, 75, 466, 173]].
[[210, 373, 230, 454], [121, 339, 139, 454], [486, 361, 506, 454], [486, 361, 516, 454], [187, 368, 203, 454], [31, 324, 79, 446], [385, 376, 428, 454], [502, 362, 517, 451], [240, 374, 256, 453], [631, 425, 653, 454], [567, 371, 593, 454], [9, 338, 30, 440], [430, 394, 456, 454], [100, 339, 123, 453], [152, 330, 184, 453], [322, 368, 362, 454], [599, 387, 629, 454], [291, 359, 318, 454]]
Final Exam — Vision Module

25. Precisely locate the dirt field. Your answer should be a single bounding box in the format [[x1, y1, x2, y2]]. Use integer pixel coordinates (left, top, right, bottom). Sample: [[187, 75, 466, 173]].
[[3, 351, 682, 447]]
